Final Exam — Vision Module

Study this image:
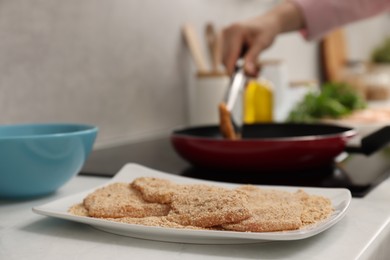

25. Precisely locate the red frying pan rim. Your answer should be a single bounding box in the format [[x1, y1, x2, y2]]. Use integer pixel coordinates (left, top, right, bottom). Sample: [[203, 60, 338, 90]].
[[172, 125, 357, 142]]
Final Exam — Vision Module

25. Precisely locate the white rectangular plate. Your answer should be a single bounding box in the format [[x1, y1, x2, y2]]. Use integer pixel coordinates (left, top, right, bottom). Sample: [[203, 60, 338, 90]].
[[33, 163, 351, 244]]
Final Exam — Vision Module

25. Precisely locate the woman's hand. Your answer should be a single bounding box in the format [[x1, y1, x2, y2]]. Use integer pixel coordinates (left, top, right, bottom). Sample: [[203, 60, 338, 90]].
[[221, 1, 305, 77]]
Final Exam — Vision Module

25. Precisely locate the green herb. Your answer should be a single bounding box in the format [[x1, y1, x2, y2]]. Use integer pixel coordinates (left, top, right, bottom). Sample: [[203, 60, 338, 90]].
[[371, 37, 390, 64], [287, 82, 366, 123]]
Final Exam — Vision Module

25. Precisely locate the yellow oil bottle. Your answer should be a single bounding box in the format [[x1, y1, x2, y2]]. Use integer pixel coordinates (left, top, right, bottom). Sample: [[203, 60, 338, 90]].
[[244, 78, 273, 123]]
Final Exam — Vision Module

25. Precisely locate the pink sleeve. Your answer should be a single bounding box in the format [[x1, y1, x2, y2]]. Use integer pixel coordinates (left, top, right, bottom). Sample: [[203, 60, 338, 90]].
[[290, 0, 390, 40]]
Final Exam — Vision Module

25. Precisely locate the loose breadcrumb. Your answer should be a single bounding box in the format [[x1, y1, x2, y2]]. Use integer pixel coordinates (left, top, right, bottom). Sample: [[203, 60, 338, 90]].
[[295, 189, 334, 226], [107, 216, 206, 230], [68, 203, 89, 217]]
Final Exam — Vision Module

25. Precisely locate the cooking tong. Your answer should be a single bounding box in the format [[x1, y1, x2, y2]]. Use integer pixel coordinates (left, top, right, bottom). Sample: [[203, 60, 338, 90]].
[[224, 58, 248, 136]]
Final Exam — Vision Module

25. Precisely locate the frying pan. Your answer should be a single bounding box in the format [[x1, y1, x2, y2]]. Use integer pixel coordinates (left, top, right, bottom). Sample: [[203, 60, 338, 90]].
[[171, 123, 390, 172]]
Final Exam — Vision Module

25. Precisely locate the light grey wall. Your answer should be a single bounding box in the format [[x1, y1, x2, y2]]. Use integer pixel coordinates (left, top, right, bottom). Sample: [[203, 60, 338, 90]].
[[346, 14, 390, 62], [0, 0, 387, 147]]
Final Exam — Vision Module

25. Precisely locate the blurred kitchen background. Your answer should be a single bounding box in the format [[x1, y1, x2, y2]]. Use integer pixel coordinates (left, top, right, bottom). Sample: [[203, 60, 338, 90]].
[[0, 0, 389, 148]]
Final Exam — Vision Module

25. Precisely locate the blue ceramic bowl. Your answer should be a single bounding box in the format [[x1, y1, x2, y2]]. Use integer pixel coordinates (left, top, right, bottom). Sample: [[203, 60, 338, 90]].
[[0, 123, 98, 199]]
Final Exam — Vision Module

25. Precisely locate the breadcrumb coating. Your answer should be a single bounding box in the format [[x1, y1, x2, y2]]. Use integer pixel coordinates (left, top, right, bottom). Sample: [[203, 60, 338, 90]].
[[69, 178, 334, 232]]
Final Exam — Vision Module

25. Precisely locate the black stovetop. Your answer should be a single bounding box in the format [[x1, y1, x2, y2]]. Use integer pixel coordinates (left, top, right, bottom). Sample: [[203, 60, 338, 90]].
[[80, 137, 390, 198]]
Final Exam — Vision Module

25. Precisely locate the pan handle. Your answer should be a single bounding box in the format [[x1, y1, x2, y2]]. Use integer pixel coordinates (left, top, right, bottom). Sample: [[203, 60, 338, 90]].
[[345, 126, 390, 155]]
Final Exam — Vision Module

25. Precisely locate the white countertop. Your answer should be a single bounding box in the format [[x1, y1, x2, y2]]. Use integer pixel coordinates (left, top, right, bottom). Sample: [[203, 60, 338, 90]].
[[1, 172, 390, 260]]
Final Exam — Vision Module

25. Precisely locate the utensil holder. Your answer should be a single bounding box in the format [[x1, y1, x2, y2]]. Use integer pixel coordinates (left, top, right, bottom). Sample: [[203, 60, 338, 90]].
[[189, 72, 230, 126]]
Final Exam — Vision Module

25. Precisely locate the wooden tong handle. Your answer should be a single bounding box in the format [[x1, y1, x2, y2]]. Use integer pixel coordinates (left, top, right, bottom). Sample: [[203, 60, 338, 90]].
[[182, 23, 208, 73]]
